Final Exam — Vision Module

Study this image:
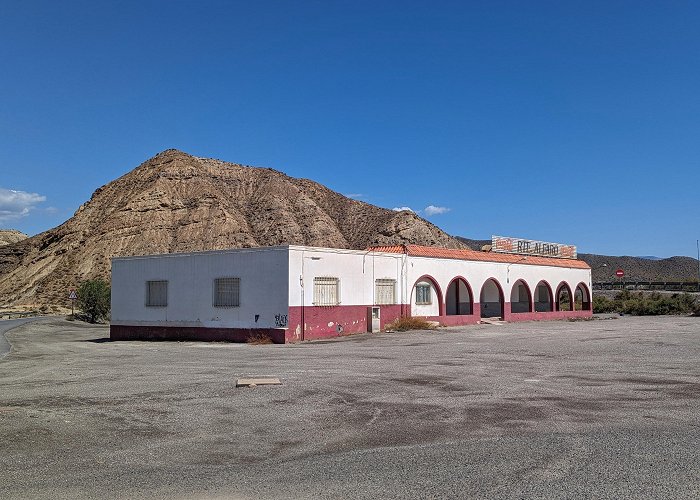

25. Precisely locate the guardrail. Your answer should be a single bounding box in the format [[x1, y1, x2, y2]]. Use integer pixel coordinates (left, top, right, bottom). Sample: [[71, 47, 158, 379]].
[[593, 281, 700, 292]]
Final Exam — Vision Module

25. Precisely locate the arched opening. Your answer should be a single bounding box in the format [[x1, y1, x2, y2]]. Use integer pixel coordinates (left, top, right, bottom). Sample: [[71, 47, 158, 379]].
[[446, 277, 473, 315], [556, 283, 573, 311], [534, 281, 553, 312], [575, 283, 591, 311], [411, 275, 442, 317], [509, 280, 532, 313], [480, 278, 504, 318]]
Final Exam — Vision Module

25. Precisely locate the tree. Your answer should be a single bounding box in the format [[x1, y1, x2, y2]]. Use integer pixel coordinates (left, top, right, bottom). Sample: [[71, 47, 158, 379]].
[[77, 279, 111, 323]]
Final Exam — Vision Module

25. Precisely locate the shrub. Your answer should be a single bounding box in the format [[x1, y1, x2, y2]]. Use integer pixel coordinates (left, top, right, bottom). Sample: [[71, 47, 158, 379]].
[[384, 316, 436, 332], [76, 279, 111, 323], [246, 332, 274, 344], [593, 291, 699, 316], [593, 295, 616, 313]]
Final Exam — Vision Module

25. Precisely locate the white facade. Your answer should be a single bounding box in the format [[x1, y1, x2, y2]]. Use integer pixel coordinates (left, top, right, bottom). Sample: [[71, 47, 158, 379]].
[[111, 244, 593, 343], [287, 246, 405, 308], [111, 247, 289, 329]]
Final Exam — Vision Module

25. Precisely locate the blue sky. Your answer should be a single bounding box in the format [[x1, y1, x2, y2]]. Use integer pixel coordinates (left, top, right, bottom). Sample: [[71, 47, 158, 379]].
[[1, 1, 699, 257]]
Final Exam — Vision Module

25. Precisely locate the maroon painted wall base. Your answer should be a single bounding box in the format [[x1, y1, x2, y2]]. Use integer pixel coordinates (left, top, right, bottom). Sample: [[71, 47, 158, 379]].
[[111, 303, 593, 344], [286, 304, 404, 342], [110, 325, 287, 344]]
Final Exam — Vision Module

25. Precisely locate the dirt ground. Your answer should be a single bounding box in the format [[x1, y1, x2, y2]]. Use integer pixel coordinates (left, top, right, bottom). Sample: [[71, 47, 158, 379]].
[[1, 316, 699, 499]]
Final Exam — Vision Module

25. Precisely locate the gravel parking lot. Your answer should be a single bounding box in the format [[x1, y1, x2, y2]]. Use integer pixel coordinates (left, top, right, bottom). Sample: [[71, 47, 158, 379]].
[[1, 316, 699, 499]]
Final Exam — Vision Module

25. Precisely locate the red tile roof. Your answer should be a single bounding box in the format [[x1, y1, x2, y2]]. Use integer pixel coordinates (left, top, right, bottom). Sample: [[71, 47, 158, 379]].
[[367, 244, 590, 270]]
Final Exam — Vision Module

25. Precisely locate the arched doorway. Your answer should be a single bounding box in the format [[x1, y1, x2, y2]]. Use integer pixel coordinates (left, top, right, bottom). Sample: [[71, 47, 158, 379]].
[[510, 280, 532, 313], [480, 278, 504, 318], [534, 281, 553, 312], [446, 277, 473, 315], [575, 283, 591, 311], [411, 276, 442, 317], [556, 283, 573, 311]]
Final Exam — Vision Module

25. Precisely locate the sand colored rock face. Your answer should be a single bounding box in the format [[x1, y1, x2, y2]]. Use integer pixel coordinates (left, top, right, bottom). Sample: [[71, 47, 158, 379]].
[[0, 230, 27, 247], [0, 149, 464, 305]]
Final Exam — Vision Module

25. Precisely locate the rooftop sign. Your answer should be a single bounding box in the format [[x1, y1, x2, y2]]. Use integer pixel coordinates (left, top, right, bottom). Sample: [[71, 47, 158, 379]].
[[491, 235, 577, 260]]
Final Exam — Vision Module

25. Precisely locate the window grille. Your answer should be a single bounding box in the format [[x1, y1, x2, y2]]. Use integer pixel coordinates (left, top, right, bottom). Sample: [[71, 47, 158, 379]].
[[415, 282, 432, 305], [313, 277, 340, 306], [214, 277, 240, 307], [375, 279, 396, 305], [146, 280, 168, 307]]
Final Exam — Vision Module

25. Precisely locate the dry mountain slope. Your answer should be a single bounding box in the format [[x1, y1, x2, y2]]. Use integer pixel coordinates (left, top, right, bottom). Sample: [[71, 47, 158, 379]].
[[0, 149, 464, 306], [0, 230, 27, 247]]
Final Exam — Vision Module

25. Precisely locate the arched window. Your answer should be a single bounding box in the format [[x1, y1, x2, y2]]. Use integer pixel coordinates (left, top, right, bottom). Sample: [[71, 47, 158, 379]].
[[480, 278, 504, 318], [415, 282, 432, 304], [534, 281, 553, 312], [556, 283, 573, 312], [446, 277, 473, 315], [510, 280, 532, 313], [575, 283, 591, 311], [411, 276, 442, 317]]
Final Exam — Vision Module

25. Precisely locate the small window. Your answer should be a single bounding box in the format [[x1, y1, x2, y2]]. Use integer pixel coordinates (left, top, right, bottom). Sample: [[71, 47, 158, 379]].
[[214, 277, 240, 307], [375, 279, 396, 305], [415, 282, 432, 305], [313, 277, 340, 306], [146, 280, 168, 307]]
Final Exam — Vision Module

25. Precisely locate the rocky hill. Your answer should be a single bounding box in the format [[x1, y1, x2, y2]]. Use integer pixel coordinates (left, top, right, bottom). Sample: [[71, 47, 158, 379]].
[[0, 230, 27, 247], [0, 149, 464, 306], [579, 254, 699, 283], [455, 237, 699, 283]]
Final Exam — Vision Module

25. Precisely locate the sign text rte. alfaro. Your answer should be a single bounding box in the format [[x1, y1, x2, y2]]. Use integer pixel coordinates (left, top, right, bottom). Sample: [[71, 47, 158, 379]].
[[491, 236, 577, 259]]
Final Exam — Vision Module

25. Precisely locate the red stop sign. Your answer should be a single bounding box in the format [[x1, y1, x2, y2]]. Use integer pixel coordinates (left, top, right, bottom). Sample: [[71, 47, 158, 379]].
[[615, 269, 624, 278]]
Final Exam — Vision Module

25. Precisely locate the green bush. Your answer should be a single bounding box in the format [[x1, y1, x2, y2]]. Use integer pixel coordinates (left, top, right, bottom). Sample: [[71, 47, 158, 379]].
[[593, 295, 616, 313], [594, 291, 699, 316], [76, 279, 111, 323]]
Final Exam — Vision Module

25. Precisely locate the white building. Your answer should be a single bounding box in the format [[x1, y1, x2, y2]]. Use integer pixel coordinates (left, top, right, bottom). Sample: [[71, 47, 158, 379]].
[[111, 242, 592, 343]]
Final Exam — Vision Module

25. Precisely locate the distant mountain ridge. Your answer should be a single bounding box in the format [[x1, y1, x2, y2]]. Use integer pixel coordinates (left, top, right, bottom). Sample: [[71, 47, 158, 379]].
[[0, 149, 465, 306], [455, 237, 699, 282], [0, 229, 27, 247]]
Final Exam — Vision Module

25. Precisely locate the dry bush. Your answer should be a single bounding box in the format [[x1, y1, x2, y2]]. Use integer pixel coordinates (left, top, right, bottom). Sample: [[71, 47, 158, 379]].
[[246, 332, 274, 345], [385, 316, 436, 332]]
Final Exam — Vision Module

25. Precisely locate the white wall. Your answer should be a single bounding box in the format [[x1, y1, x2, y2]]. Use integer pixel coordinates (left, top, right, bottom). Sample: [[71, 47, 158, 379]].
[[404, 255, 591, 311], [288, 246, 591, 315], [113, 245, 592, 328], [287, 246, 405, 307], [112, 247, 289, 329], [410, 280, 440, 316]]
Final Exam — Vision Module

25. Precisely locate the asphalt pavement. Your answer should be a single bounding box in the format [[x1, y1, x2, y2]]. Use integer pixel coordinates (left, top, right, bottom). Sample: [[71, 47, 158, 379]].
[[0, 317, 43, 359], [0, 315, 698, 499]]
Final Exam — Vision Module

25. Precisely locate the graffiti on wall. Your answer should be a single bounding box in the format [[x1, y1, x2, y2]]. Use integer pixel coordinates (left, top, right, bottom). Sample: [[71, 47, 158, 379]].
[[275, 313, 288, 327]]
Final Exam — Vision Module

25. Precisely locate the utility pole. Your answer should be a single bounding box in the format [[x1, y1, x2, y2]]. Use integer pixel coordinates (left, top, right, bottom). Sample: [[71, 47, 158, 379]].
[[697, 239, 699, 292]]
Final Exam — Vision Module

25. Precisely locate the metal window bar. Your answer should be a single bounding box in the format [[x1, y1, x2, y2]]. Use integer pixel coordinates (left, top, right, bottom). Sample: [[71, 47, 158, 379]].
[[313, 277, 339, 306], [214, 277, 240, 307], [416, 284, 431, 305], [375, 279, 396, 305]]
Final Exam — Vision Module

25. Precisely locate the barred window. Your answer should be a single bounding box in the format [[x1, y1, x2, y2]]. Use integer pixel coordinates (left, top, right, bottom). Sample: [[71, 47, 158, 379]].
[[214, 277, 240, 307], [375, 279, 396, 305], [415, 282, 432, 305], [146, 280, 168, 307], [313, 277, 340, 306]]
